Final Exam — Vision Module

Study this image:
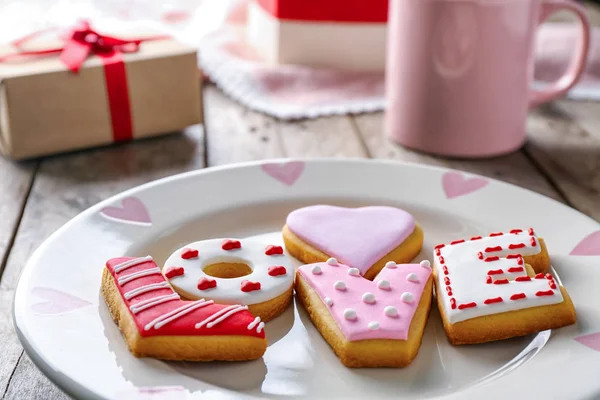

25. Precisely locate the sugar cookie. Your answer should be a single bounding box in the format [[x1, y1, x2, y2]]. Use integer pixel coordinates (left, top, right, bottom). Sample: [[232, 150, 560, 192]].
[[163, 238, 294, 322], [296, 259, 433, 367], [101, 256, 267, 361], [283, 205, 423, 280], [432, 229, 576, 345]]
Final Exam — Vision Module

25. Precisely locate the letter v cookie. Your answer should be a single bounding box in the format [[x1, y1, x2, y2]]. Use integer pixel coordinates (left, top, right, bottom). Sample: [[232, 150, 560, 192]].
[[433, 229, 576, 345], [101, 256, 267, 361], [296, 258, 433, 367]]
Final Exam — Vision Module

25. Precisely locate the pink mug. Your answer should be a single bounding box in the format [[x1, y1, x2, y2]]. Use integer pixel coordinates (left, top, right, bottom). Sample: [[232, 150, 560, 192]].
[[384, 0, 591, 158]]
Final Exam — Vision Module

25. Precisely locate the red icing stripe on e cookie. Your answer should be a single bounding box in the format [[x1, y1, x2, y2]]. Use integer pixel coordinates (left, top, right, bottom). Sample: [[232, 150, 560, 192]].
[[265, 245, 283, 255], [106, 257, 265, 338]]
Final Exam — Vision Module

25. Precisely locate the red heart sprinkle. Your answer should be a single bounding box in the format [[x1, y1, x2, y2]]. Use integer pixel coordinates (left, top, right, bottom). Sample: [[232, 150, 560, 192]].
[[222, 239, 241, 250], [265, 245, 283, 255], [165, 266, 184, 279], [268, 266, 287, 276], [241, 280, 261, 292], [197, 277, 217, 290], [181, 248, 199, 259]]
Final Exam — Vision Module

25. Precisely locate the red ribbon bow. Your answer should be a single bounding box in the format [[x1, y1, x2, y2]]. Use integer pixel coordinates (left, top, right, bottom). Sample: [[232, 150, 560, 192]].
[[0, 20, 168, 142]]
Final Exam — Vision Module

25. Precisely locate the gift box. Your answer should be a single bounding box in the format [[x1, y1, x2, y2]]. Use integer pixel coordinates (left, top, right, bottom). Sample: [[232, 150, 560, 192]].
[[247, 0, 389, 71], [0, 21, 202, 160]]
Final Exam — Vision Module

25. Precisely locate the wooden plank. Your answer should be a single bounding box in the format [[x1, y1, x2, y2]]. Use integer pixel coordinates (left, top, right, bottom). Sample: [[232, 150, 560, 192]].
[[352, 113, 565, 201], [3, 353, 70, 400], [203, 84, 367, 165], [0, 125, 205, 397], [525, 104, 600, 221], [0, 158, 36, 275]]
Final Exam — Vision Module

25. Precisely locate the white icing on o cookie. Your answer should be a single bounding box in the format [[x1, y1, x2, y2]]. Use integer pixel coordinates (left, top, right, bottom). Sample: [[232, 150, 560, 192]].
[[384, 306, 398, 317], [406, 273, 420, 283], [368, 321, 380, 330], [327, 257, 339, 266], [311, 265, 322, 275], [163, 238, 294, 305], [401, 292, 415, 304], [377, 279, 391, 290], [334, 280, 346, 291], [344, 308, 357, 320], [362, 292, 376, 304], [434, 229, 564, 324], [385, 261, 397, 269], [347, 268, 360, 276]]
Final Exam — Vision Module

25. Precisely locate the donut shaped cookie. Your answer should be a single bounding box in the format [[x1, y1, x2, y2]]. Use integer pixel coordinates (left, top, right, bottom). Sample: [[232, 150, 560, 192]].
[[163, 238, 294, 322]]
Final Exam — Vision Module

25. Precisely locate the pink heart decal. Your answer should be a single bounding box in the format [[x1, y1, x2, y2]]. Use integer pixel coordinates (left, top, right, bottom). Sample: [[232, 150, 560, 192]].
[[287, 205, 416, 274], [261, 161, 305, 186], [100, 197, 152, 226], [31, 287, 92, 315], [442, 171, 489, 199], [570, 231, 600, 255], [574, 332, 600, 351]]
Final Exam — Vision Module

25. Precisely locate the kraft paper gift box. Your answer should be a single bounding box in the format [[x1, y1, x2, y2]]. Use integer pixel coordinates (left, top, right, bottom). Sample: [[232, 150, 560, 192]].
[[0, 22, 202, 160], [247, 0, 389, 71]]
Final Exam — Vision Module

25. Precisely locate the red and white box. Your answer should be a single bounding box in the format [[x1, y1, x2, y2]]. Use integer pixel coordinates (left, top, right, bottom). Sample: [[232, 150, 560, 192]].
[[247, 0, 389, 71]]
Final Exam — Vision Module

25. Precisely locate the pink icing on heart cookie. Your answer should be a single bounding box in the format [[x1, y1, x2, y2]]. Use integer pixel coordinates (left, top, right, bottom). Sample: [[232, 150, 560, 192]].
[[286, 205, 416, 275], [297, 260, 431, 341]]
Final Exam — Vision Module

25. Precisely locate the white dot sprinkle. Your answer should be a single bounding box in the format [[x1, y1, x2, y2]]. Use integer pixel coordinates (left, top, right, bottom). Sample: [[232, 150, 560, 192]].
[[327, 258, 339, 266], [401, 292, 415, 304], [368, 321, 380, 330], [385, 261, 397, 269], [377, 279, 391, 290], [324, 297, 333, 307], [420, 260, 431, 269], [362, 292, 376, 304], [311, 265, 322, 275], [343, 308, 357, 320], [347, 268, 360, 276], [384, 306, 398, 318], [334, 280, 346, 291], [406, 273, 420, 283]]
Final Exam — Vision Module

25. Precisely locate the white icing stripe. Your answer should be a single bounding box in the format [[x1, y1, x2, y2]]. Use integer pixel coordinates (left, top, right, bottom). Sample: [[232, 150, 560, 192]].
[[124, 282, 171, 299], [144, 300, 214, 331], [435, 230, 563, 324], [206, 305, 248, 328], [130, 293, 180, 314], [195, 305, 241, 329], [247, 316, 261, 330], [257, 322, 265, 333], [113, 256, 153, 273], [117, 267, 161, 285]]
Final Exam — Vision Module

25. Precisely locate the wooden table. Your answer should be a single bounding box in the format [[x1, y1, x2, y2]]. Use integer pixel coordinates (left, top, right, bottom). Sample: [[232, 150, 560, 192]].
[[2, 10, 600, 400]]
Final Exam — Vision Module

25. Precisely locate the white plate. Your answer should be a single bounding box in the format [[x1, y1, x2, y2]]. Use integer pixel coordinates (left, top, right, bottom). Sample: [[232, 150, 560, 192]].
[[13, 159, 600, 400]]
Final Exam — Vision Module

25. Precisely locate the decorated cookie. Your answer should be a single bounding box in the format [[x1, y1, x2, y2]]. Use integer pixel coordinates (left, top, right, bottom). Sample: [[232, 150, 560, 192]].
[[101, 256, 267, 361], [163, 238, 294, 322], [296, 258, 433, 367], [283, 205, 423, 280], [433, 229, 577, 345]]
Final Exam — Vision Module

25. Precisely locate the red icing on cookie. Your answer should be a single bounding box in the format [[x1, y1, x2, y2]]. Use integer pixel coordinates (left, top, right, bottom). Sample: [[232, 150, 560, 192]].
[[485, 246, 502, 252], [549, 282, 557, 289], [484, 256, 499, 262], [487, 269, 503, 275], [181, 248, 199, 259], [450, 239, 465, 245], [458, 302, 477, 310], [222, 239, 241, 250], [506, 254, 521, 259], [105, 257, 265, 339], [197, 277, 217, 290], [530, 237, 537, 247], [265, 245, 283, 255], [450, 298, 456, 309], [528, 228, 535, 235], [489, 232, 503, 237], [510, 293, 527, 300], [493, 279, 509, 285], [267, 266, 287, 276], [536, 290, 554, 297], [470, 236, 482, 240], [484, 297, 503, 304], [507, 266, 524, 273], [508, 243, 525, 250], [241, 280, 261, 292], [165, 266, 185, 279], [515, 276, 531, 282], [534, 273, 545, 279], [510, 229, 523, 234], [486, 276, 492, 284], [434, 244, 445, 250]]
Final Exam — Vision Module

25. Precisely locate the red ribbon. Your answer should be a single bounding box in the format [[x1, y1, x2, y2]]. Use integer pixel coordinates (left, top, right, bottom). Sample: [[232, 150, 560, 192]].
[[0, 20, 168, 142], [256, 0, 389, 23]]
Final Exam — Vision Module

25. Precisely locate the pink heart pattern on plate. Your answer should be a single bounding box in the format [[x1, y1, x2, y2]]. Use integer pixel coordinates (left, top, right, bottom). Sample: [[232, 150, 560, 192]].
[[261, 161, 305, 186], [442, 171, 489, 199], [100, 197, 152, 226], [31, 287, 92, 315], [286, 205, 416, 274], [570, 231, 600, 256], [574, 332, 600, 351]]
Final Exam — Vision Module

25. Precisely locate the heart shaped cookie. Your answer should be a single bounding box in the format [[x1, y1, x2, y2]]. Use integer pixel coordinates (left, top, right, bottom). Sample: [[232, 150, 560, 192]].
[[283, 205, 423, 280]]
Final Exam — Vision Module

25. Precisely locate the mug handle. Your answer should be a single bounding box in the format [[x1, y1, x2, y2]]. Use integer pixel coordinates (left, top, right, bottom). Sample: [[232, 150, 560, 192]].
[[529, 0, 591, 108]]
